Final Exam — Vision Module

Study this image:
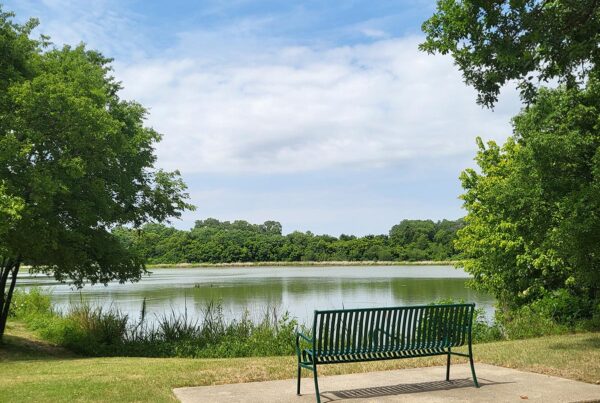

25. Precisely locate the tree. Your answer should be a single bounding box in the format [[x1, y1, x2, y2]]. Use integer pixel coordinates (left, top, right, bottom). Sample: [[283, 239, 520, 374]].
[[261, 220, 283, 235], [422, 0, 600, 326], [389, 220, 435, 245], [456, 82, 600, 320], [0, 9, 193, 339], [420, 0, 600, 107]]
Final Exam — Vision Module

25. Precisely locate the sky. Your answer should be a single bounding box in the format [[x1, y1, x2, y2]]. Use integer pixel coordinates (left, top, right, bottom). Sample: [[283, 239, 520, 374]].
[[7, 1, 522, 236]]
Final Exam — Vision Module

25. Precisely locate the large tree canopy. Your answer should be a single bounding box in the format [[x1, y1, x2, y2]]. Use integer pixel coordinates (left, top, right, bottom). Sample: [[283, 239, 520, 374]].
[[420, 0, 600, 107], [421, 0, 600, 326], [456, 81, 600, 321], [0, 9, 192, 338]]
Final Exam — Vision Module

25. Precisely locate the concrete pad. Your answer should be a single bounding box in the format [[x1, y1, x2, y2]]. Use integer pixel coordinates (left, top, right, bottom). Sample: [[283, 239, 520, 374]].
[[174, 363, 600, 403]]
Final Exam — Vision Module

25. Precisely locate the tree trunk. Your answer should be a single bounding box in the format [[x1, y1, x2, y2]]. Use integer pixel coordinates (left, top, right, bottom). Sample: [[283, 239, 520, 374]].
[[0, 258, 20, 342]]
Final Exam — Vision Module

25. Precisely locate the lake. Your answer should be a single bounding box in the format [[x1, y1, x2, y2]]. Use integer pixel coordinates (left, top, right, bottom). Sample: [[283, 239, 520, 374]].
[[17, 265, 495, 325]]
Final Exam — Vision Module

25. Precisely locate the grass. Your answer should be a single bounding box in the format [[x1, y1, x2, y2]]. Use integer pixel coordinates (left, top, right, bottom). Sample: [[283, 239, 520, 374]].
[[1, 322, 598, 403]]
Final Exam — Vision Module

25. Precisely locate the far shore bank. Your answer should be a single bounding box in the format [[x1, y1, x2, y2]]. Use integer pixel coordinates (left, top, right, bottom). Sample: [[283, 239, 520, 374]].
[[145, 260, 460, 269], [20, 260, 461, 273]]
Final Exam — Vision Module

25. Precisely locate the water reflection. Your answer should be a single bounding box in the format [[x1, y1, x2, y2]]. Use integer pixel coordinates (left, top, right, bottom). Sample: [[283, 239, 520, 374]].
[[18, 266, 495, 325]]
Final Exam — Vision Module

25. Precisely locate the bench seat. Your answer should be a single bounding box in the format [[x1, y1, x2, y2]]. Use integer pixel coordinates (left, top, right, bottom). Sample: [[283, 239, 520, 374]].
[[301, 347, 450, 364]]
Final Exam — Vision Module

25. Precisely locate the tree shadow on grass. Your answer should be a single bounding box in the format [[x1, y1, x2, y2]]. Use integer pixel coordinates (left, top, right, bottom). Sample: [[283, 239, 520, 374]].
[[0, 333, 77, 362], [321, 378, 512, 401], [549, 334, 600, 351]]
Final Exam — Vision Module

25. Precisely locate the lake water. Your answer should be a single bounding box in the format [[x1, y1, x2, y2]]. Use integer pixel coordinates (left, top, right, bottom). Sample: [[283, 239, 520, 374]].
[[17, 265, 495, 325]]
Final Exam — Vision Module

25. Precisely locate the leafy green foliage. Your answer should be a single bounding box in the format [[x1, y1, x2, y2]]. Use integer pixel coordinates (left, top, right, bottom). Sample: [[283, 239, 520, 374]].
[[0, 183, 23, 256], [113, 218, 464, 264], [420, 0, 600, 107], [456, 81, 600, 324]]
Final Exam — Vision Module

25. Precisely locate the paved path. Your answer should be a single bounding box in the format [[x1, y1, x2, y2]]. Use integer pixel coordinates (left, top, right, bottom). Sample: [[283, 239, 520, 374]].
[[174, 363, 600, 402]]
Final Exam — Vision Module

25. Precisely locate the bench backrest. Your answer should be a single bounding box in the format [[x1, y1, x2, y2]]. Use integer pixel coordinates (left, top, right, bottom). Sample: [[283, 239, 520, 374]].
[[312, 303, 475, 354]]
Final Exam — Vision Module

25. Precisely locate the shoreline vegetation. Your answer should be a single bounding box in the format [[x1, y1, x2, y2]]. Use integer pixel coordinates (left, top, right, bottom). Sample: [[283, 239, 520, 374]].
[[145, 260, 460, 269], [10, 289, 588, 361]]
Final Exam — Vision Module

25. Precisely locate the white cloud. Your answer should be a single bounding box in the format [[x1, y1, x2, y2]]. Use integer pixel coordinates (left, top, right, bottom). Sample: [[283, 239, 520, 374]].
[[11, 0, 148, 59], [360, 28, 388, 39], [115, 36, 520, 174], [9, 0, 521, 176]]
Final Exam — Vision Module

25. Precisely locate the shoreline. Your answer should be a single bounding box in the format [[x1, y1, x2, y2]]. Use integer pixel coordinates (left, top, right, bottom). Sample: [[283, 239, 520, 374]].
[[20, 260, 461, 273], [146, 260, 460, 268]]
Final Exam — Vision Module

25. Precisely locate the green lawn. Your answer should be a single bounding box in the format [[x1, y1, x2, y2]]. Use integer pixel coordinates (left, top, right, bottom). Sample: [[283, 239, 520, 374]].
[[1, 322, 599, 402]]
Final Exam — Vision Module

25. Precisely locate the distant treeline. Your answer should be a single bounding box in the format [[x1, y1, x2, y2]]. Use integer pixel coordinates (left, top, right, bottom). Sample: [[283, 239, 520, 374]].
[[113, 218, 464, 264]]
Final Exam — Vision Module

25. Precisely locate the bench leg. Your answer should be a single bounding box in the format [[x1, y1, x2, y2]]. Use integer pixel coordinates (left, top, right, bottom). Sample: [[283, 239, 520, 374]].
[[313, 364, 321, 403], [297, 364, 302, 395], [446, 350, 451, 381], [468, 344, 479, 388]]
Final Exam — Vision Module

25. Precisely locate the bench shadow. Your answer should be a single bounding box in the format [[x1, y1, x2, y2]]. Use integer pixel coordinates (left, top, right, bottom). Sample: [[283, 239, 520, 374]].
[[320, 378, 511, 401]]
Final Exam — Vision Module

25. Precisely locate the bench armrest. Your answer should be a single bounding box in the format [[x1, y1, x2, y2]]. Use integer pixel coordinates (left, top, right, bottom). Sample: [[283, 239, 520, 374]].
[[296, 331, 313, 344], [295, 331, 313, 361]]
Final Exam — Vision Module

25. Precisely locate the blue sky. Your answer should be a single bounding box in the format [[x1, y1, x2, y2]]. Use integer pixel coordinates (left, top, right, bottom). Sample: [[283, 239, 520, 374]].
[[8, 1, 521, 235]]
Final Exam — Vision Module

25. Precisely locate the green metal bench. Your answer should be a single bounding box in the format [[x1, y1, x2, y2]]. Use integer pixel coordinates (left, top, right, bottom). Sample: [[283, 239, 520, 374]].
[[295, 303, 479, 402]]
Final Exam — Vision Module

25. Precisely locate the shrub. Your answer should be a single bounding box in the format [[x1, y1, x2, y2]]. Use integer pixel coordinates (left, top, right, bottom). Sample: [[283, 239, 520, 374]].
[[496, 305, 568, 339], [10, 288, 52, 318], [528, 289, 594, 325], [492, 289, 600, 339], [471, 308, 503, 343]]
